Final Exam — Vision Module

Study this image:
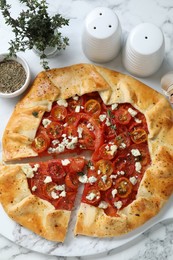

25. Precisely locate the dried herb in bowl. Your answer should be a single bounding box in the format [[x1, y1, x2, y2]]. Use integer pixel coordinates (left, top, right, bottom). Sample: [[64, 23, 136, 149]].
[[0, 59, 26, 93]]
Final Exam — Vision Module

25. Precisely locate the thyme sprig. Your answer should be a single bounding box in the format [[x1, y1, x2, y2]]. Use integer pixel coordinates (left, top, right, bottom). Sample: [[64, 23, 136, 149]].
[[0, 0, 69, 69]]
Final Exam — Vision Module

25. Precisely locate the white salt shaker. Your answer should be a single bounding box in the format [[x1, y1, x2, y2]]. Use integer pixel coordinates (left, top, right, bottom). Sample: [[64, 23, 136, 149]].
[[161, 72, 173, 103], [82, 7, 122, 63], [122, 23, 165, 77]]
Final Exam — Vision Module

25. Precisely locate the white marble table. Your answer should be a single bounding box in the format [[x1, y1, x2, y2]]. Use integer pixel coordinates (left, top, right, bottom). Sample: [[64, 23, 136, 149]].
[[0, 0, 173, 259]]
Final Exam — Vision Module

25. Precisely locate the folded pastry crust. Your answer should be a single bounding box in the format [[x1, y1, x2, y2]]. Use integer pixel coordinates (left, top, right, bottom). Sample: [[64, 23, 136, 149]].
[[1, 64, 173, 239]]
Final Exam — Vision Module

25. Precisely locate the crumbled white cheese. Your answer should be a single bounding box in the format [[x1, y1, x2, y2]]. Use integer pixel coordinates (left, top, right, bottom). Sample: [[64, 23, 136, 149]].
[[73, 95, 79, 101], [79, 174, 88, 184], [61, 159, 70, 166], [110, 144, 118, 155], [112, 188, 117, 198], [55, 184, 65, 191], [101, 175, 107, 183], [99, 114, 106, 122], [111, 103, 118, 110], [135, 162, 142, 172], [21, 164, 39, 178], [31, 185, 37, 192], [88, 176, 97, 184], [87, 123, 94, 131], [51, 191, 59, 199], [42, 118, 51, 128], [44, 176, 52, 184], [130, 176, 137, 185], [86, 192, 97, 201], [98, 201, 108, 209], [77, 126, 83, 138], [114, 200, 123, 209], [117, 171, 125, 175], [57, 99, 68, 107], [131, 149, 141, 157], [110, 174, 117, 179], [134, 117, 142, 123], [105, 118, 111, 126], [52, 139, 59, 146], [60, 190, 66, 197], [75, 105, 81, 113], [128, 108, 138, 117], [119, 143, 126, 149]]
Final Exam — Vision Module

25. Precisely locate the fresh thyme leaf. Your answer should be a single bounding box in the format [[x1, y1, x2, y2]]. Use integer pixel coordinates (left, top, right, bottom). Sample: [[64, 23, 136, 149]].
[[87, 160, 93, 169], [77, 172, 84, 176], [32, 111, 38, 117], [0, 0, 69, 69], [107, 109, 115, 118]]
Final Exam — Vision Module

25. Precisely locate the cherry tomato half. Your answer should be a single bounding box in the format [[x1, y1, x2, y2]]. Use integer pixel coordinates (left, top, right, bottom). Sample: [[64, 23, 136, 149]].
[[95, 159, 113, 176], [98, 176, 112, 191], [130, 129, 147, 144], [84, 99, 101, 117], [46, 121, 63, 139], [78, 124, 95, 150], [32, 132, 50, 153], [51, 105, 67, 121], [115, 177, 132, 198], [98, 143, 117, 160], [52, 192, 76, 210], [114, 108, 132, 125]]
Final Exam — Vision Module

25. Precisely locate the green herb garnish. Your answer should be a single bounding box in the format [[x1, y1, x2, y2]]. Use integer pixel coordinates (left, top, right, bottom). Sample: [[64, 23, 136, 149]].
[[0, 0, 69, 69], [77, 172, 84, 176], [32, 111, 38, 118]]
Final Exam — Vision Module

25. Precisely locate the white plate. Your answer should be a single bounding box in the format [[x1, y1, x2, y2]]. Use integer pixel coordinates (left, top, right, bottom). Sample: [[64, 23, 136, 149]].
[[0, 76, 173, 257]]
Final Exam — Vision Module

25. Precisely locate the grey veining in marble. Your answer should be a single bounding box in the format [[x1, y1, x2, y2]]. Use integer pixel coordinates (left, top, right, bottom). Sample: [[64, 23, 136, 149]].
[[0, 0, 173, 259]]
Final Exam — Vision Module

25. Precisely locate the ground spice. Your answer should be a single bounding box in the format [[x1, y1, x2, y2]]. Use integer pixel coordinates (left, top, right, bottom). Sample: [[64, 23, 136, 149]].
[[0, 59, 26, 93]]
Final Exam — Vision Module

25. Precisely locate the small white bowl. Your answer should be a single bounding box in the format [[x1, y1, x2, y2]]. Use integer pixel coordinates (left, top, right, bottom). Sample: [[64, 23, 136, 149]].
[[0, 53, 31, 98]]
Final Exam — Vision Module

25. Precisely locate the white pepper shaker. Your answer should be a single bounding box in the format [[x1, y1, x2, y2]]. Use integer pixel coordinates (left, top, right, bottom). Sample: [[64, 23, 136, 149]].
[[82, 7, 122, 63], [161, 72, 173, 103], [122, 23, 165, 77]]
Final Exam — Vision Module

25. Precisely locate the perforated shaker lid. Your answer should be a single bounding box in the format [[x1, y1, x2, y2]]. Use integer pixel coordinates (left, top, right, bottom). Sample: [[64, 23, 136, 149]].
[[85, 7, 119, 39], [129, 23, 164, 55]]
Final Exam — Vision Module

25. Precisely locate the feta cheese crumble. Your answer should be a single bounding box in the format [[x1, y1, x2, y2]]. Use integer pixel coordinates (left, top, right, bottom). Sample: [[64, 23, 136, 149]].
[[135, 162, 142, 172], [128, 108, 138, 117], [98, 201, 108, 209], [57, 99, 68, 107], [131, 149, 141, 157], [44, 176, 52, 184], [61, 159, 70, 166]]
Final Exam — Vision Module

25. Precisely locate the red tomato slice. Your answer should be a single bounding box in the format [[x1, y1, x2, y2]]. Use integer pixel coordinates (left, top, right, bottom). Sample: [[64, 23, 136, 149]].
[[113, 154, 135, 176], [115, 177, 133, 198], [46, 121, 63, 139], [84, 99, 101, 117], [65, 172, 79, 190], [52, 192, 76, 210], [130, 129, 147, 144], [114, 107, 132, 125], [95, 159, 113, 176], [67, 157, 85, 173], [51, 105, 67, 121], [104, 205, 119, 217], [130, 144, 151, 166], [82, 188, 101, 206], [98, 143, 117, 160], [32, 132, 50, 153], [47, 161, 66, 183], [68, 96, 85, 113]]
